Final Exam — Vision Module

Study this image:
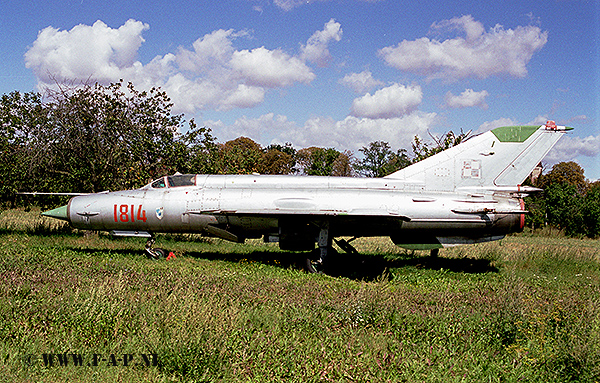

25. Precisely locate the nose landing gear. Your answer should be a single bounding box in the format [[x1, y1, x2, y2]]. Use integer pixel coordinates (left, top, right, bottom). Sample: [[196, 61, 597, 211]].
[[145, 236, 168, 260]]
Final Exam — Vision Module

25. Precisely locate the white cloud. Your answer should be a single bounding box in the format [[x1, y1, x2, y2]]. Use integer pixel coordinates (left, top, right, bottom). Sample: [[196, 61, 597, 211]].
[[206, 113, 297, 143], [25, 19, 149, 84], [293, 112, 437, 151], [300, 19, 342, 66], [475, 118, 516, 134], [25, 19, 322, 113], [205, 111, 437, 153], [339, 71, 384, 93], [378, 15, 548, 81], [444, 89, 489, 109], [175, 29, 239, 72], [271, 0, 382, 11], [546, 134, 600, 163], [350, 83, 422, 119], [230, 47, 314, 87]]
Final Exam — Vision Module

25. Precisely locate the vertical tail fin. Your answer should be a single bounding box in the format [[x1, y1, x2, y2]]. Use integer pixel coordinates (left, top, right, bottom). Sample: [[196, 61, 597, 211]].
[[384, 122, 572, 192]]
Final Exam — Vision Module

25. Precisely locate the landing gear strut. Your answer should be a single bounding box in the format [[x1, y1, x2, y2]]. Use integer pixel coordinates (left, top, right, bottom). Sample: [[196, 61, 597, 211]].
[[145, 236, 167, 260], [334, 237, 359, 254], [304, 222, 334, 274]]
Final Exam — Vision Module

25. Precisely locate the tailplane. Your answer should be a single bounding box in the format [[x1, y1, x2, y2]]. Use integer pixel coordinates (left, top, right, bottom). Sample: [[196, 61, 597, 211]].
[[384, 121, 572, 192]]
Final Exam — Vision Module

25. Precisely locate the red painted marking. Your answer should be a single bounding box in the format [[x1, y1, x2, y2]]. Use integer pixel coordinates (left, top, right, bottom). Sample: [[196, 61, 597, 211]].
[[137, 205, 147, 222], [119, 205, 129, 222], [519, 198, 525, 230], [113, 204, 147, 223]]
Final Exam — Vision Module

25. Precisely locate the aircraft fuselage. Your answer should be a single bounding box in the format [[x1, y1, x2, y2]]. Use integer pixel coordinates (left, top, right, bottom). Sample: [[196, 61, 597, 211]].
[[64, 174, 523, 251]]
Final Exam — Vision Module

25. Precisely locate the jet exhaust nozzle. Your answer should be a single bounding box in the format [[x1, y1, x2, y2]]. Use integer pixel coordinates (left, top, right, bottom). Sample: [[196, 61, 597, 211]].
[[41, 205, 69, 221]]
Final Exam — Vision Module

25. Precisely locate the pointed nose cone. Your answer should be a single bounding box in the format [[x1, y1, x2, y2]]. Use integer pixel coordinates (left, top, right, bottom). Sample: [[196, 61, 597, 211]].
[[41, 205, 69, 222]]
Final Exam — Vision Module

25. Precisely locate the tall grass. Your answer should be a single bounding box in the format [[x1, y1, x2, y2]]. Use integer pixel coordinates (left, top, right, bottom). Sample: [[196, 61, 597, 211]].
[[0, 209, 598, 382]]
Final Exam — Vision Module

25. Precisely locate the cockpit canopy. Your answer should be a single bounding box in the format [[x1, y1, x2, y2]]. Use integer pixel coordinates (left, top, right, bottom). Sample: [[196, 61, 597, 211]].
[[149, 174, 196, 189]]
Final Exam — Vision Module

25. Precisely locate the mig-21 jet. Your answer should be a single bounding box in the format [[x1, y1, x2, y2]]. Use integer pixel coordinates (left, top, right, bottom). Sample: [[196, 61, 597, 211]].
[[40, 121, 571, 273]]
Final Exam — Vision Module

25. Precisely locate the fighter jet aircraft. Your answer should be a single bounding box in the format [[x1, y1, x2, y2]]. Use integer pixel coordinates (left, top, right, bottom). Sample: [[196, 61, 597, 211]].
[[41, 121, 571, 272]]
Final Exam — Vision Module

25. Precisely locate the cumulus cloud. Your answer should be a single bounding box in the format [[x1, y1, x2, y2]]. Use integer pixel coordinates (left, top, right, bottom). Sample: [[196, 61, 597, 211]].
[[290, 112, 436, 150], [350, 83, 422, 119], [338, 71, 384, 93], [25, 19, 149, 84], [444, 89, 489, 109], [206, 113, 297, 143], [231, 47, 314, 87], [300, 19, 342, 66], [378, 15, 548, 81], [546, 134, 600, 163], [205, 111, 437, 153], [25, 19, 323, 113]]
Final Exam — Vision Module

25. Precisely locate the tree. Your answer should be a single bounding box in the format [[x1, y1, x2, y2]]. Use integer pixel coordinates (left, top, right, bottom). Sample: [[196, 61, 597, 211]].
[[0, 91, 49, 205], [258, 145, 295, 175], [545, 183, 585, 236], [180, 121, 219, 175], [296, 147, 352, 176], [331, 150, 354, 177], [355, 141, 411, 178], [411, 130, 470, 162], [217, 137, 263, 174], [24, 81, 191, 192], [581, 185, 600, 238], [538, 161, 587, 194], [535, 162, 600, 238]]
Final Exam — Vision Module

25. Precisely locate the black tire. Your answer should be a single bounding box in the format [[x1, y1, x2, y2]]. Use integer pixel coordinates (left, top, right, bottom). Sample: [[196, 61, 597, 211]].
[[146, 247, 168, 260], [304, 247, 338, 274]]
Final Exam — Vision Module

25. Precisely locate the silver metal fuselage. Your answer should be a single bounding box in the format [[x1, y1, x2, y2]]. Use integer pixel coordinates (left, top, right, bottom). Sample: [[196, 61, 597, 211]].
[[65, 174, 522, 250]]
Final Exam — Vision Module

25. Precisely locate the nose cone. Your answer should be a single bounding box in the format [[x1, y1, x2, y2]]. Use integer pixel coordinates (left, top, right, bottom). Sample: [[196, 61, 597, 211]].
[[41, 205, 69, 221]]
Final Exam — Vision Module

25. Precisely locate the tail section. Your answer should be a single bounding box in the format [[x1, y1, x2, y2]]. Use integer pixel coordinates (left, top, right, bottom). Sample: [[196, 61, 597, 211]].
[[385, 121, 572, 191]]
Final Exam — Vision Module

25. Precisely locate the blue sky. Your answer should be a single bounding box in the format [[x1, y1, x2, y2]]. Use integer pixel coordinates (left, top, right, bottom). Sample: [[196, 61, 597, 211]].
[[1, 0, 599, 179]]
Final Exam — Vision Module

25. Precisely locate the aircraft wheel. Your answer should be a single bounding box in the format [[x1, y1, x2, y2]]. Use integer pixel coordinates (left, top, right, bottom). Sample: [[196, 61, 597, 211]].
[[146, 247, 168, 260], [304, 247, 337, 274], [304, 250, 324, 274]]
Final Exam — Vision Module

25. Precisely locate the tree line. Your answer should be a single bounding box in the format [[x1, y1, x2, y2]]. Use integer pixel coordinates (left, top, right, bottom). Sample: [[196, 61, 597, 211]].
[[1, 81, 598, 237]]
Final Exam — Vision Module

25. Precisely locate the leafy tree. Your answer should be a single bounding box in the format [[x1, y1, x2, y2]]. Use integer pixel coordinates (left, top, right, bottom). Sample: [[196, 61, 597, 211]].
[[545, 183, 585, 236], [538, 161, 587, 194], [217, 137, 263, 174], [258, 146, 295, 175], [581, 185, 600, 238], [331, 150, 354, 177], [296, 147, 352, 176], [411, 130, 470, 162], [28, 81, 189, 192], [180, 121, 219, 174], [0, 91, 49, 205], [535, 163, 600, 238], [355, 141, 411, 178]]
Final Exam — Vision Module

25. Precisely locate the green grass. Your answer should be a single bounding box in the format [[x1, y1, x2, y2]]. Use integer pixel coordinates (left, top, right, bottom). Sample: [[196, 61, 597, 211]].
[[0, 208, 599, 382]]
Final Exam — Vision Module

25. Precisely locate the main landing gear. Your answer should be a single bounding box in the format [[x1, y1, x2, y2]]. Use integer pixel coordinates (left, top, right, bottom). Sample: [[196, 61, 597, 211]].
[[304, 222, 359, 274]]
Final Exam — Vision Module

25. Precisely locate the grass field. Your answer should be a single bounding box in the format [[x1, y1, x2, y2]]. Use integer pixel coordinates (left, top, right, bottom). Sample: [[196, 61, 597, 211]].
[[0, 208, 599, 382]]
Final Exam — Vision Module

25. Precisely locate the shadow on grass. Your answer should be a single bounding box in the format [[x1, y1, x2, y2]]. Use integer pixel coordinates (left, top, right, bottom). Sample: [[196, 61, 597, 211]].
[[187, 250, 499, 281], [60, 245, 499, 281]]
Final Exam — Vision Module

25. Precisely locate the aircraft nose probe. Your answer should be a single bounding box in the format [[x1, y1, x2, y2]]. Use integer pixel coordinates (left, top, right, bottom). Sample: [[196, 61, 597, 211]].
[[41, 205, 70, 222]]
